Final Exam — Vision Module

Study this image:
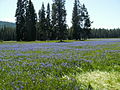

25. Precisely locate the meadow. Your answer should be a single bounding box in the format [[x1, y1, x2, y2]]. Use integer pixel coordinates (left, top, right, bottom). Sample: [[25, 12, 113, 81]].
[[0, 39, 120, 90]]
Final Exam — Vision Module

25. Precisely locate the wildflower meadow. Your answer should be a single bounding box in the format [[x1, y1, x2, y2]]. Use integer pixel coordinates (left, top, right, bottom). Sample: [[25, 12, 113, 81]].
[[0, 39, 120, 89]]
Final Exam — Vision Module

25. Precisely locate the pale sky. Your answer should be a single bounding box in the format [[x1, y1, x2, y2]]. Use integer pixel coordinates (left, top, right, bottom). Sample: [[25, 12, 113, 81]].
[[0, 0, 120, 29]]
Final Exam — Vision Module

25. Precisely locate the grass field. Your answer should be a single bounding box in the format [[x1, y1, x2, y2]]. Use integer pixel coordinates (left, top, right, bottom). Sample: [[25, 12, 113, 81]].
[[0, 39, 120, 89]]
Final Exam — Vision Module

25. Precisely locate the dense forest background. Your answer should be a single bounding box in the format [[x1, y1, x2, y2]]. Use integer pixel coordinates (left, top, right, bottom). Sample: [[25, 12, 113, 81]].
[[0, 24, 120, 41], [0, 0, 120, 41]]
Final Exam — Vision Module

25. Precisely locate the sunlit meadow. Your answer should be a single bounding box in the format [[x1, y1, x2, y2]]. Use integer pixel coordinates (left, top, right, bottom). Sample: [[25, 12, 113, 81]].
[[0, 39, 120, 89]]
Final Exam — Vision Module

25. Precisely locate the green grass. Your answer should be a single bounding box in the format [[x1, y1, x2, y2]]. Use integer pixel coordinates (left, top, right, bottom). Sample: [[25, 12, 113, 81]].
[[76, 71, 120, 90], [0, 40, 77, 44], [0, 39, 120, 89]]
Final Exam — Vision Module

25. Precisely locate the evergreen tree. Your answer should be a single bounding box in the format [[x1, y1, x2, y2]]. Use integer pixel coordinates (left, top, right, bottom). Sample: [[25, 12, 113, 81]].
[[38, 3, 47, 40], [72, 0, 82, 40], [0, 26, 16, 41], [51, 2, 57, 40], [81, 4, 91, 40], [46, 3, 51, 40], [72, 0, 91, 40], [15, 0, 26, 41], [25, 0, 37, 41], [37, 10, 42, 40], [52, 0, 67, 41]]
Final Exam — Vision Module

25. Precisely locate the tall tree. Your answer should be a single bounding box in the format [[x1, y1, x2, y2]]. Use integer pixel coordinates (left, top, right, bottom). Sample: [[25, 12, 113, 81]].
[[82, 4, 91, 39], [51, 2, 57, 40], [38, 3, 47, 40], [72, 0, 91, 40], [15, 0, 26, 41], [52, 0, 67, 41], [72, 0, 82, 40], [46, 3, 51, 40], [25, 0, 37, 41]]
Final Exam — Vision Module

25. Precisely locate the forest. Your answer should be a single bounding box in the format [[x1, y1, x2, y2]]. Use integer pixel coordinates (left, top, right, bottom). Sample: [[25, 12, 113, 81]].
[[0, 0, 120, 41], [0, 26, 120, 41]]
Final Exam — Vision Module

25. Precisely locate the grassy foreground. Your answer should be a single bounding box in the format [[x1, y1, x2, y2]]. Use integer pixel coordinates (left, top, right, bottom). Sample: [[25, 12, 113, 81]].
[[0, 39, 120, 89]]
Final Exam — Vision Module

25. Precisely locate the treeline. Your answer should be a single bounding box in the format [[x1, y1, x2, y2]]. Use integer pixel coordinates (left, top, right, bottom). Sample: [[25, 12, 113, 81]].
[[90, 28, 120, 38], [15, 0, 91, 41], [1, 26, 120, 41], [0, 26, 120, 41], [0, 0, 120, 41], [0, 26, 16, 41]]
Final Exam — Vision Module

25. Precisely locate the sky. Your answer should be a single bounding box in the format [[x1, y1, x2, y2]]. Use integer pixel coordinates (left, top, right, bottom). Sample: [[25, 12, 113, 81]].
[[0, 0, 120, 29]]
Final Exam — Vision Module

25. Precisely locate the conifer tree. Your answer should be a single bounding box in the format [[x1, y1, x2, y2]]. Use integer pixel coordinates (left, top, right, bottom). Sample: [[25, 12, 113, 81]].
[[72, 0, 91, 40], [82, 4, 91, 39], [15, 0, 26, 41], [72, 0, 82, 40], [25, 0, 37, 41], [52, 0, 67, 41], [38, 3, 47, 40], [51, 2, 57, 40], [46, 3, 51, 40]]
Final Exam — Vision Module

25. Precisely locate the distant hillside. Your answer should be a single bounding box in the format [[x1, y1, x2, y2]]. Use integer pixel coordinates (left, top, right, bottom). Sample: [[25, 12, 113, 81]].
[[0, 21, 16, 28]]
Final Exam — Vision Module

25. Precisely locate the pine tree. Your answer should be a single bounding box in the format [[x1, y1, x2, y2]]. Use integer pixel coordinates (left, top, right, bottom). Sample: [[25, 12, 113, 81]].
[[37, 10, 42, 40], [72, 0, 82, 40], [72, 0, 91, 40], [15, 0, 26, 41], [38, 3, 47, 40], [46, 3, 51, 40], [82, 4, 91, 40], [52, 0, 67, 41], [25, 0, 37, 41], [51, 2, 57, 40]]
